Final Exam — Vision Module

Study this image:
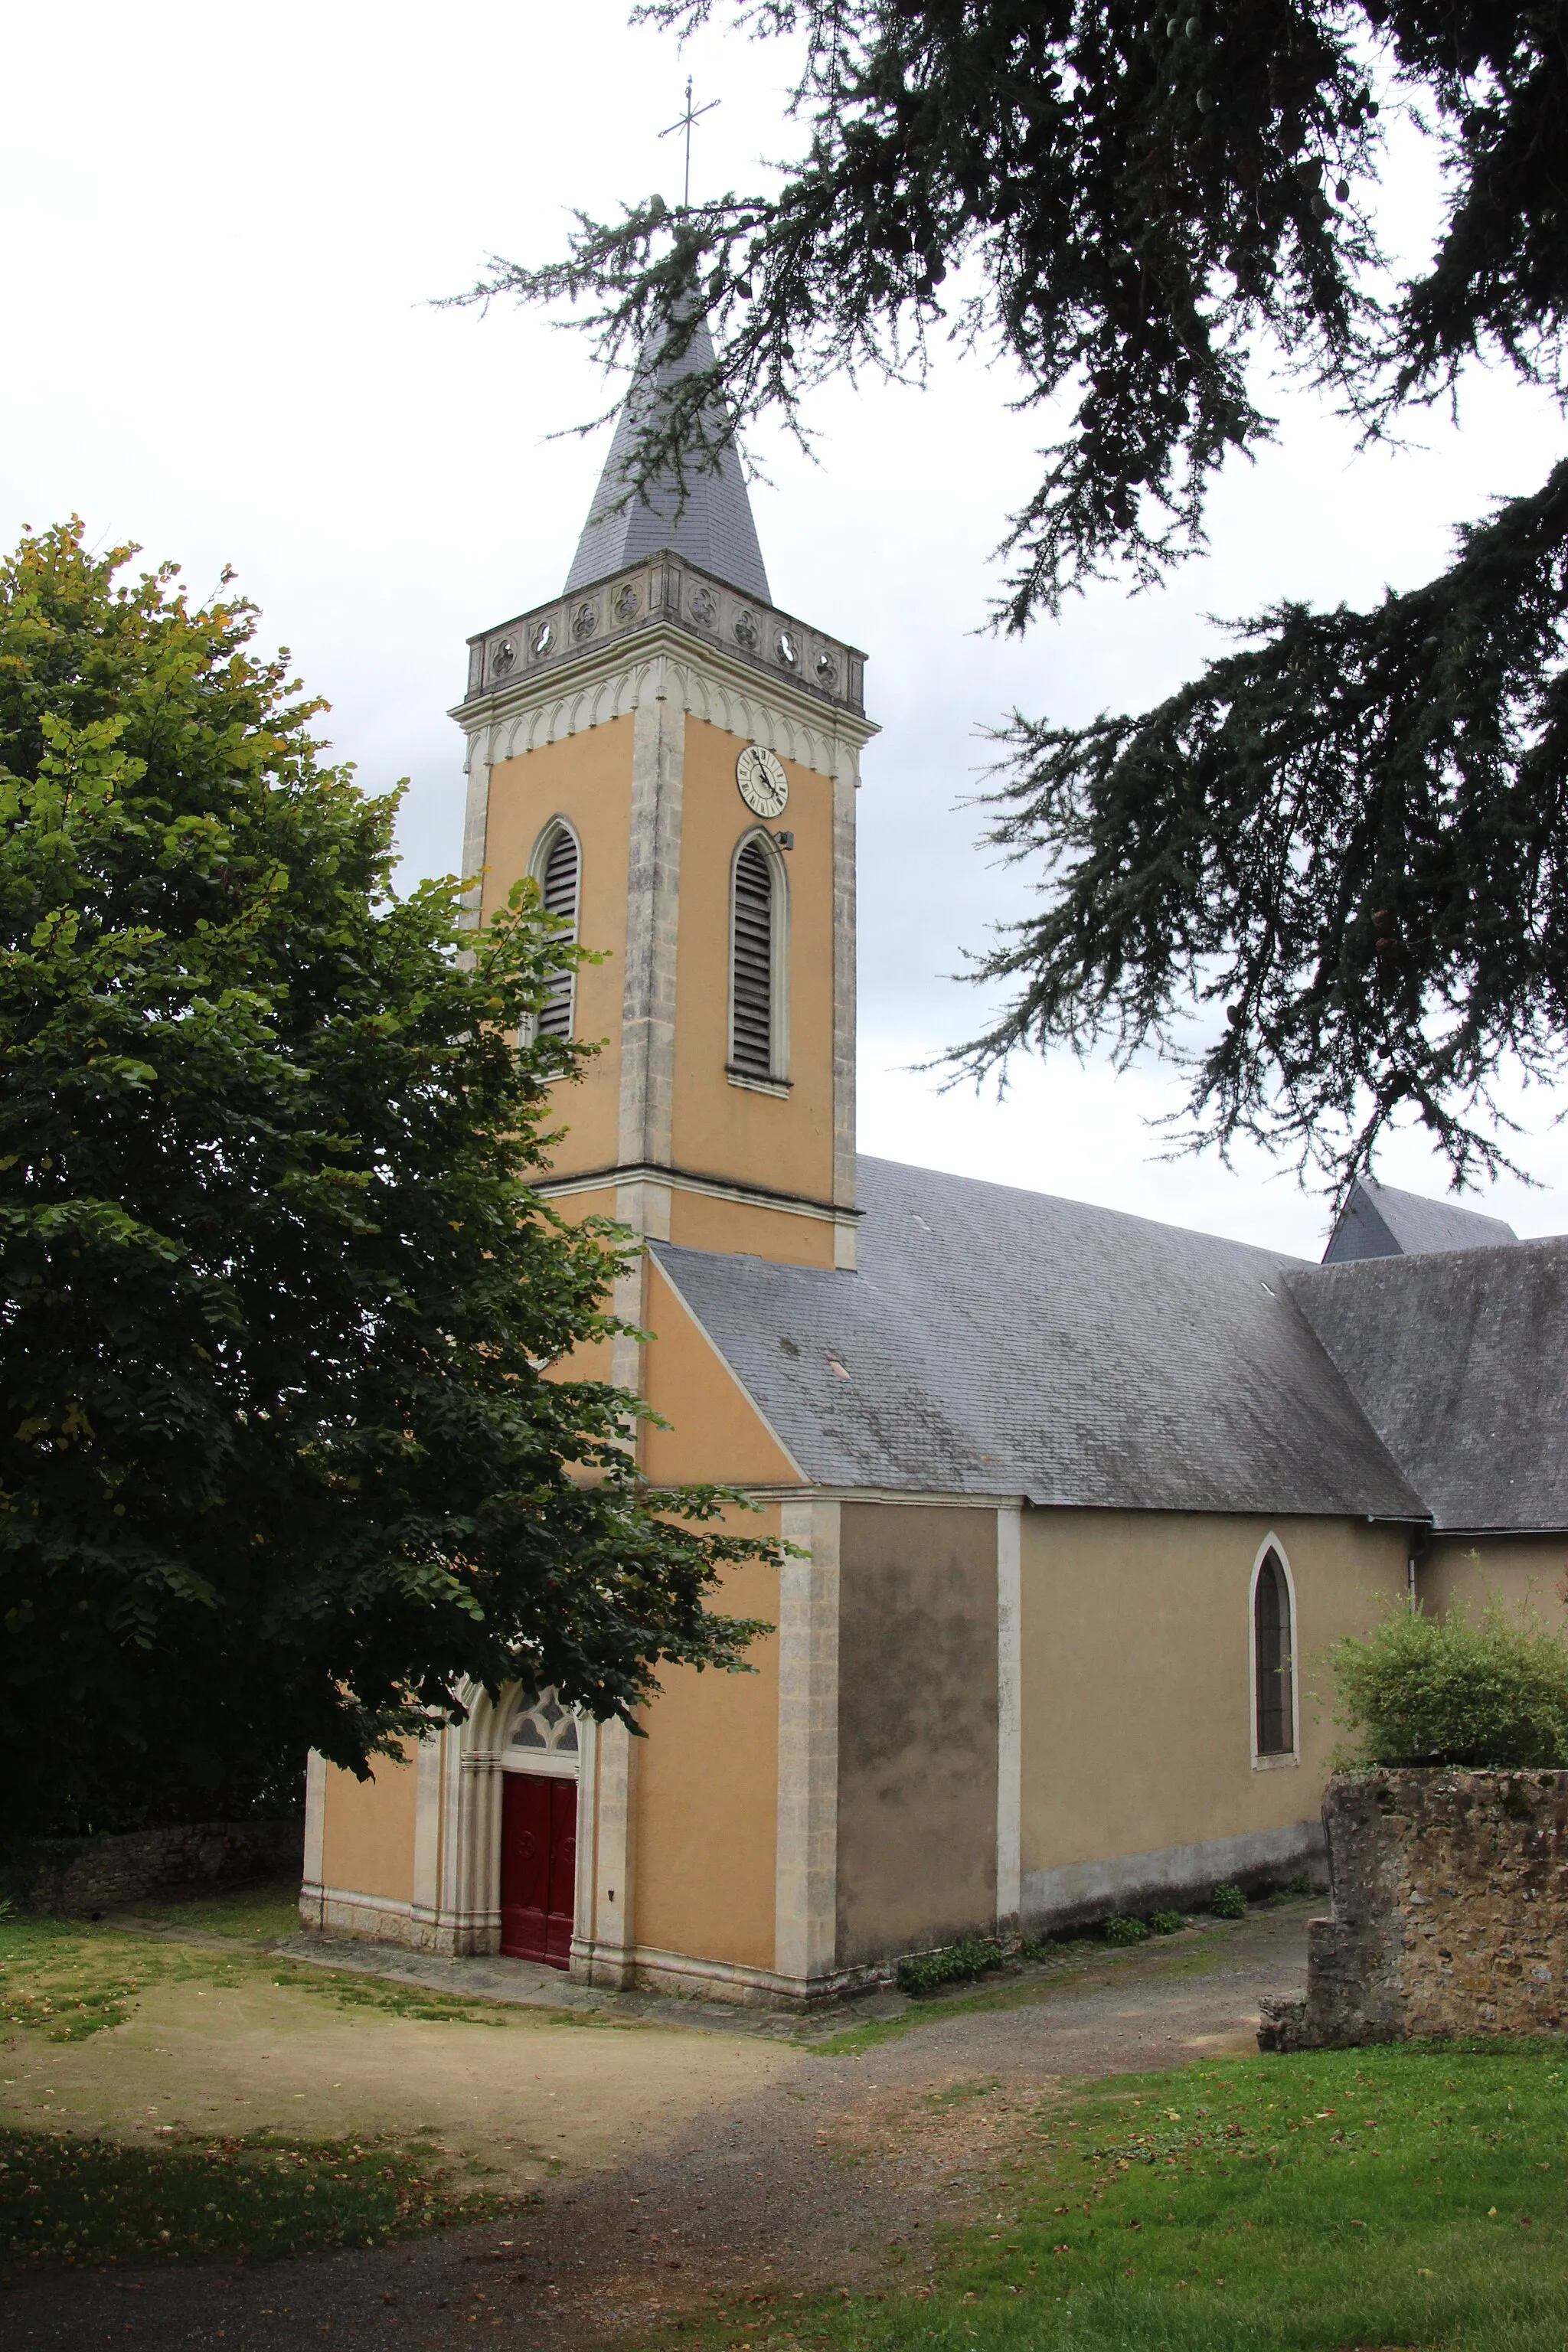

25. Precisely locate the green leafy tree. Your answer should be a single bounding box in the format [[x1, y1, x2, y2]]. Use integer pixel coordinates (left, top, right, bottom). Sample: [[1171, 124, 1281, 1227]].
[[1328, 1590, 1568, 1769], [0, 522, 771, 1838], [462, 0, 1568, 1184]]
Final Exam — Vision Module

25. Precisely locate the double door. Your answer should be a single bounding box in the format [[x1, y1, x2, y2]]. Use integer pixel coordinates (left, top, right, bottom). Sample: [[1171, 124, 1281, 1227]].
[[499, 1772, 577, 1968]]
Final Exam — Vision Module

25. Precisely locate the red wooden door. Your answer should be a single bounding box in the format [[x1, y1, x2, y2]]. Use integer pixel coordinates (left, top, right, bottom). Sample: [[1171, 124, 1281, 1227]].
[[500, 1773, 577, 1967]]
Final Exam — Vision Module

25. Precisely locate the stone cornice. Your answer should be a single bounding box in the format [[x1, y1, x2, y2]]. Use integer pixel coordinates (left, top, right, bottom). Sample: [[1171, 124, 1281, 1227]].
[[534, 1158, 861, 1225], [450, 570, 878, 786], [452, 631, 878, 786], [460, 550, 867, 713]]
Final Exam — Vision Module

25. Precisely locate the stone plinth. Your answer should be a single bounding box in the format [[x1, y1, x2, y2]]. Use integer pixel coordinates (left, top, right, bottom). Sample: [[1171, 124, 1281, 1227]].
[[1260, 1769, 1568, 2051]]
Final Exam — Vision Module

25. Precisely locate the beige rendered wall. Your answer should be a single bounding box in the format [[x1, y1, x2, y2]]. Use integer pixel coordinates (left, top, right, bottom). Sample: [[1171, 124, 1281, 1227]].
[[836, 1503, 999, 1965], [481, 718, 635, 1179], [319, 1747, 418, 1905], [669, 717, 835, 1207], [630, 1537, 781, 1971], [1019, 1510, 1407, 1925], [1420, 1535, 1568, 1623]]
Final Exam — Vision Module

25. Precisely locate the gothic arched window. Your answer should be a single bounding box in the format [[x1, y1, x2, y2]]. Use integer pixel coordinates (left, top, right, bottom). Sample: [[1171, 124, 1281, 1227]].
[[1253, 1547, 1295, 1757], [532, 822, 581, 1040], [509, 1687, 580, 1761], [729, 833, 787, 1083]]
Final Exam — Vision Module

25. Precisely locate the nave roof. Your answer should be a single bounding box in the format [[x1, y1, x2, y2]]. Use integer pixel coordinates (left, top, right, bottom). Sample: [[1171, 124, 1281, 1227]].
[[651, 1156, 1566, 1532], [651, 1156, 1424, 1521]]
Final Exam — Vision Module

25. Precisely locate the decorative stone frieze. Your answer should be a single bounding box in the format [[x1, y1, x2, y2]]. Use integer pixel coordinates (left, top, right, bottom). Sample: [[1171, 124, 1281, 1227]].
[[1259, 1768, 1568, 2050], [461, 551, 866, 723]]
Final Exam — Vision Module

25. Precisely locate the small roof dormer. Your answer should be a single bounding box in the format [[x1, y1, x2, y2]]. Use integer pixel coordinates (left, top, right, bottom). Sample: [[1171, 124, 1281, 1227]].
[[1322, 1174, 1518, 1264]]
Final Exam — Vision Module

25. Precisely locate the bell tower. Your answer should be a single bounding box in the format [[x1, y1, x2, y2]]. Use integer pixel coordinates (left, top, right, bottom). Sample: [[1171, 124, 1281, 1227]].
[[450, 325, 876, 1341]]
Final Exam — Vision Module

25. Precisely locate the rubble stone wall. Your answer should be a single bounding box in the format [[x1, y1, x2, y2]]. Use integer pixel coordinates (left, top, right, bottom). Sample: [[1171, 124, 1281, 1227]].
[[5, 1821, 302, 1917], [1260, 1769, 1568, 2050]]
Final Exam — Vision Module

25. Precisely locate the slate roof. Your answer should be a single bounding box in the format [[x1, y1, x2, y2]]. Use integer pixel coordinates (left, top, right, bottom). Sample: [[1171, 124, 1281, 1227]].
[[1322, 1174, 1517, 1264], [1285, 1241, 1568, 1533], [564, 319, 771, 603], [651, 1156, 1424, 1519]]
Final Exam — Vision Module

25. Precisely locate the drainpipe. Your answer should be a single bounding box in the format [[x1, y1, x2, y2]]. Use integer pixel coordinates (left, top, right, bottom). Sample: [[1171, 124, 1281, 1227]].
[[1407, 1529, 1435, 1615]]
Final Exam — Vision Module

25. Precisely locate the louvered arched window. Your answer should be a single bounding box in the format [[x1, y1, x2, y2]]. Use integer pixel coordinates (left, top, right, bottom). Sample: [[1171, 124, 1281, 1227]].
[[729, 833, 786, 1084], [1253, 1546, 1295, 1757], [532, 822, 580, 1041]]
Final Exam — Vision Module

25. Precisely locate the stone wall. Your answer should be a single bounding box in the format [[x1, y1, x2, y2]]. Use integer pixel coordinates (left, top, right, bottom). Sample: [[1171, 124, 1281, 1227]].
[[4, 1821, 302, 1918], [1260, 1769, 1568, 2050]]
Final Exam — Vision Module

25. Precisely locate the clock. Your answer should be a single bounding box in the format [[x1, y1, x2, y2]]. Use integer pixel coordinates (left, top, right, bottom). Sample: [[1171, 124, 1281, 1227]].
[[737, 743, 789, 819]]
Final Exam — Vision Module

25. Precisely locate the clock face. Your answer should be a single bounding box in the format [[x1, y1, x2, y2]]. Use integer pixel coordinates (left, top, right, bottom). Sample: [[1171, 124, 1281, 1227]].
[[737, 743, 789, 819]]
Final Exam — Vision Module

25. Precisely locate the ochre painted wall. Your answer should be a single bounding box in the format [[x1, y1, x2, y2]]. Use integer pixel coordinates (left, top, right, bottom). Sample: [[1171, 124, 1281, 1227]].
[[1018, 1511, 1406, 1883], [320, 1747, 418, 1904], [669, 717, 836, 1208], [836, 1503, 999, 1964], [481, 719, 635, 1180], [667, 1186, 837, 1267], [630, 1535, 781, 1971], [1421, 1535, 1568, 1623], [639, 1259, 804, 1488]]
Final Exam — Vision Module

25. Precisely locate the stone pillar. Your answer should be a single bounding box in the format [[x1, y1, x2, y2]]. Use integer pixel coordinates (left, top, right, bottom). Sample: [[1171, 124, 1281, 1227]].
[[300, 1752, 328, 1930], [831, 757, 858, 1269], [775, 1498, 841, 1997], [408, 1726, 447, 1949], [457, 733, 491, 962], [617, 687, 684, 1173], [995, 1504, 1023, 1933], [573, 1716, 640, 1989]]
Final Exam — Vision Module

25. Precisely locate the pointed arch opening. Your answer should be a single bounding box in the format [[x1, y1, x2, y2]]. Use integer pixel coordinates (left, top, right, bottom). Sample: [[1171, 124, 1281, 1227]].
[[727, 828, 789, 1089], [1250, 1540, 1298, 1762], [504, 1686, 581, 1779], [529, 819, 581, 1043]]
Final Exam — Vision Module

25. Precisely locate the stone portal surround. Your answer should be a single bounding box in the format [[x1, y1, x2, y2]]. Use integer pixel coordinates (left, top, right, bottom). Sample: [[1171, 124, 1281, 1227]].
[[1260, 1768, 1568, 2050]]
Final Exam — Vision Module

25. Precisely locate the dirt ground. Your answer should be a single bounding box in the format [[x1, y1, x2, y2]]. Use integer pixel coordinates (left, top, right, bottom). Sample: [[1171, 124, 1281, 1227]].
[[1, 1973, 794, 2188], [1, 1902, 1312, 2352]]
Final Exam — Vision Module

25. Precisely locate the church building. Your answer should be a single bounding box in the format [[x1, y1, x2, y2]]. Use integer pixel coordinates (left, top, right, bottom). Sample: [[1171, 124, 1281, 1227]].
[[302, 332, 1568, 2006]]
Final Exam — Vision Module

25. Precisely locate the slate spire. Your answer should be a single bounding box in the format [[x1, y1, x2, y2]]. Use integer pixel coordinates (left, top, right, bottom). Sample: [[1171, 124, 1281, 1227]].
[[564, 317, 771, 603]]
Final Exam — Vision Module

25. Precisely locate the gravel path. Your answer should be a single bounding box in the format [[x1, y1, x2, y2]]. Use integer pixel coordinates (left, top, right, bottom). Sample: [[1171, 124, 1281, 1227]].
[[1, 1903, 1311, 2352]]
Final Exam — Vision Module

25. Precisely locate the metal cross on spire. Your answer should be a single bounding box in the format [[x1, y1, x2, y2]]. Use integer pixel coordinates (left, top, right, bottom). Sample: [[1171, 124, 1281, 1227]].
[[660, 75, 719, 211]]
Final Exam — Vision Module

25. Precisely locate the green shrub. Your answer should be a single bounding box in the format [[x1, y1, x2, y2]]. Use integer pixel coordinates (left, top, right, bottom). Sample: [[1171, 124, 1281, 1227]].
[[896, 1939, 1004, 1995], [1210, 1883, 1246, 1919], [1102, 1915, 1148, 1945], [1285, 1871, 1314, 1896], [1148, 1909, 1184, 1935], [1328, 1592, 1568, 1769]]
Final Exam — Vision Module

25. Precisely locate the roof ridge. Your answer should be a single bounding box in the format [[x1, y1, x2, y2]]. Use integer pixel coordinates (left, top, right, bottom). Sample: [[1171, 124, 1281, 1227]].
[[852, 1152, 1314, 1266]]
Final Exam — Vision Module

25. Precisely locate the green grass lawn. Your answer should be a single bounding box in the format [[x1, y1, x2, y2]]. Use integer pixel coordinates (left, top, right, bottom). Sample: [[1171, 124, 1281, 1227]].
[[0, 1893, 596, 2043], [0, 2128, 527, 2280], [0, 1884, 595, 2279], [694, 2043, 1568, 2352], [122, 1881, 305, 1943]]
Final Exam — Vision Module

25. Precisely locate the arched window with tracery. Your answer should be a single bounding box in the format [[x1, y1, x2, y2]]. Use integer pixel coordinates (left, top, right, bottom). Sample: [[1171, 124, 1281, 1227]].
[[531, 822, 580, 1040], [507, 1687, 580, 1771], [1253, 1547, 1295, 1757], [729, 832, 787, 1083]]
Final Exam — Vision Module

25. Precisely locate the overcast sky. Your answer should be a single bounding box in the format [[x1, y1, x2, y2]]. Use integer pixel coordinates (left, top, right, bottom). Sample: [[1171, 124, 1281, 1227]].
[[8, 0, 1565, 1255]]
